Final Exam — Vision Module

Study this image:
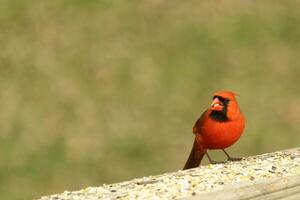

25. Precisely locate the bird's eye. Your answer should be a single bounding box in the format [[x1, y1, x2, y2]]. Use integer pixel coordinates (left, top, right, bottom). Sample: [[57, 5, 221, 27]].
[[224, 99, 229, 104]]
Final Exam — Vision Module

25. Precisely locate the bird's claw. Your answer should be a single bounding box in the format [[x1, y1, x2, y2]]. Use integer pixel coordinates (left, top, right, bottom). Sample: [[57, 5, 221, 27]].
[[209, 160, 226, 164], [227, 157, 243, 162]]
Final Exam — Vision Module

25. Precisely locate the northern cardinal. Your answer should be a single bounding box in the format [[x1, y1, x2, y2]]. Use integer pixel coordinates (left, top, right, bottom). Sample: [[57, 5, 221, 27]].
[[183, 91, 245, 170]]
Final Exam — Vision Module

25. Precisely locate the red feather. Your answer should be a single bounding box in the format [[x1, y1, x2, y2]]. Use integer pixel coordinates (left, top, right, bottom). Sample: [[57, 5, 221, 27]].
[[183, 91, 245, 170]]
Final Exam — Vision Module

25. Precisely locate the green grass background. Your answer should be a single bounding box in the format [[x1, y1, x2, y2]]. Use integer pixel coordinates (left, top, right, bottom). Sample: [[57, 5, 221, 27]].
[[1, 0, 300, 199]]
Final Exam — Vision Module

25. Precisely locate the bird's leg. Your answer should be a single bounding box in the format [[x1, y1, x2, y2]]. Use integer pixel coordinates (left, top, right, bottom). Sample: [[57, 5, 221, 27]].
[[222, 149, 242, 161], [205, 152, 225, 164]]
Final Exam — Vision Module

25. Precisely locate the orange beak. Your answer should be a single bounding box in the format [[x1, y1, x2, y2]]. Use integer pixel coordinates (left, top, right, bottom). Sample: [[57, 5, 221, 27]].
[[211, 97, 223, 111]]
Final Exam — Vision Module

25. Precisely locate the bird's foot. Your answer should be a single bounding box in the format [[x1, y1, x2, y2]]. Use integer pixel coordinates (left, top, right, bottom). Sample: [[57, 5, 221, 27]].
[[209, 160, 226, 164], [227, 157, 243, 162], [222, 149, 243, 162]]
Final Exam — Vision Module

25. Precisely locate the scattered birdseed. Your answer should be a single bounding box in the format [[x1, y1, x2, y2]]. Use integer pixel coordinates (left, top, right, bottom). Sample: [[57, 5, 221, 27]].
[[39, 148, 300, 200]]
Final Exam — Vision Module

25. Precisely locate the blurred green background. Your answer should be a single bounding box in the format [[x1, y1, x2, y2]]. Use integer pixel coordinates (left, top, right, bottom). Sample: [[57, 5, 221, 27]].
[[1, 0, 300, 199]]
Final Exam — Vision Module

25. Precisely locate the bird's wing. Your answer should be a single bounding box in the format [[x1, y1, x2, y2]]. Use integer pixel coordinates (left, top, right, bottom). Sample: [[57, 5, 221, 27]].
[[192, 110, 209, 134]]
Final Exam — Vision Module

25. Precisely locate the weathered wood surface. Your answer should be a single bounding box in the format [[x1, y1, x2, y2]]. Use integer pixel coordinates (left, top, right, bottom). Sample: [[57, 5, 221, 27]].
[[39, 148, 300, 200], [186, 175, 300, 200]]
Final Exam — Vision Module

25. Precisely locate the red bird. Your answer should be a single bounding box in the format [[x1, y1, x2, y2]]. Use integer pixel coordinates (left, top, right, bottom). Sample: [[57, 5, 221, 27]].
[[183, 91, 245, 170]]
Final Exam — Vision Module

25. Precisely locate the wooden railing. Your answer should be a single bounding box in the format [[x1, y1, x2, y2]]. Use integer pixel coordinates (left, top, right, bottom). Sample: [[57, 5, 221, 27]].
[[39, 148, 300, 200]]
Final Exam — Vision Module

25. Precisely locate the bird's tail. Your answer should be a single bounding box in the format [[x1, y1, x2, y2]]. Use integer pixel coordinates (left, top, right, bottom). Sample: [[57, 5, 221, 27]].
[[183, 139, 206, 170]]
